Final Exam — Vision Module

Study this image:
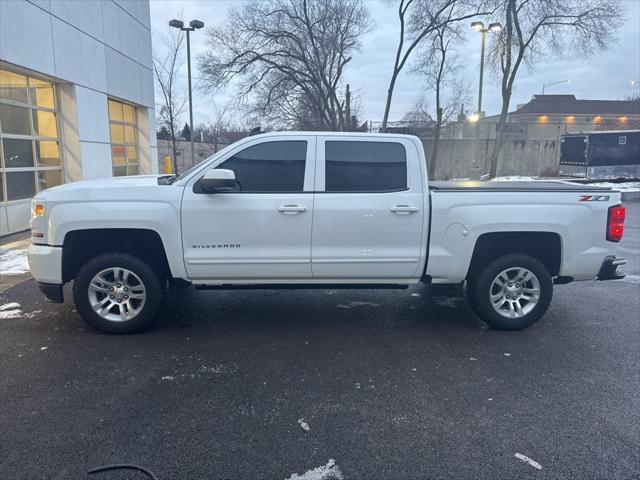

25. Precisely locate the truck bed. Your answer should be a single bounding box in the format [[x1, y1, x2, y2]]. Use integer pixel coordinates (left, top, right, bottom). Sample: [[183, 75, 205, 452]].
[[429, 180, 613, 192]]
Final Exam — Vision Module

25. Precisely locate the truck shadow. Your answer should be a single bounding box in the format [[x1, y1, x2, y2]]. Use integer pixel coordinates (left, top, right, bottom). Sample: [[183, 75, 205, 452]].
[[155, 284, 482, 334]]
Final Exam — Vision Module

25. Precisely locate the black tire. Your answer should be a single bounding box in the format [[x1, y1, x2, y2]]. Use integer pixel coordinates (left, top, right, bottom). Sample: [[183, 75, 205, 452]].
[[73, 252, 163, 334], [467, 254, 553, 330]]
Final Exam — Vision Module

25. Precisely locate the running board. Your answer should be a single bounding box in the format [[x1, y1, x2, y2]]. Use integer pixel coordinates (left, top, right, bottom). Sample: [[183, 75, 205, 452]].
[[194, 283, 409, 291]]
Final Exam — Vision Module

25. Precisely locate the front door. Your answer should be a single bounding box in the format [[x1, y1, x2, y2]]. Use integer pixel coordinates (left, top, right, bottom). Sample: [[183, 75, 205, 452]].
[[181, 136, 316, 280], [311, 137, 425, 279]]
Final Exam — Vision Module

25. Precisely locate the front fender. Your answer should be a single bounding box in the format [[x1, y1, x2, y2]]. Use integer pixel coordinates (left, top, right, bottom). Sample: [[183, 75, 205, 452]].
[[47, 202, 188, 280]]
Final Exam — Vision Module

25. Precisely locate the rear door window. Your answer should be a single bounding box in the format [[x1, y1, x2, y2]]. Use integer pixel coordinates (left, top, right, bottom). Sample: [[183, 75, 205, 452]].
[[325, 141, 407, 192]]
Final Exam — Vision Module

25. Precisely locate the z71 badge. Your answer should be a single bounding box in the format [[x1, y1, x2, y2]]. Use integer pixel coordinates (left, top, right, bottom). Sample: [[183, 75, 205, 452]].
[[579, 195, 610, 202]]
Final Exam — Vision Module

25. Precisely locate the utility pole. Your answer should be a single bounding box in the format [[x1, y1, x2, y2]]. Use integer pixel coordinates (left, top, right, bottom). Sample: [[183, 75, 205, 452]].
[[169, 18, 204, 166], [471, 21, 502, 118]]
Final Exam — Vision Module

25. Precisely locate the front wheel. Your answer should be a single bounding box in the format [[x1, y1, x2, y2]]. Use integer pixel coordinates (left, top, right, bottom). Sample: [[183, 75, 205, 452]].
[[467, 254, 553, 330], [73, 253, 163, 334]]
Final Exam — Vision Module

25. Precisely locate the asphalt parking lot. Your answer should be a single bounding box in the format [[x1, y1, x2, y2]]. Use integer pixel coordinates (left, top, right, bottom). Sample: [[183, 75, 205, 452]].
[[1, 201, 638, 480]]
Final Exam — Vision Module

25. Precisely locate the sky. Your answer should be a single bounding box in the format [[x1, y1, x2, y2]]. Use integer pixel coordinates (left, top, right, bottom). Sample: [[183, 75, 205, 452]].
[[149, 0, 640, 128]]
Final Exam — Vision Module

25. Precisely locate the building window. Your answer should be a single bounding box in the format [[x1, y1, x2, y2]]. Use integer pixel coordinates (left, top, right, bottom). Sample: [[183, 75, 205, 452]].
[[0, 68, 63, 203], [108, 99, 139, 176]]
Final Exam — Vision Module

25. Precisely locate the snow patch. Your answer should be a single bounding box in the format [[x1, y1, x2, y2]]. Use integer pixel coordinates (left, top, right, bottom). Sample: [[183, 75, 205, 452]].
[[515, 452, 542, 470], [492, 176, 537, 182], [0, 302, 22, 318], [298, 418, 310, 431], [585, 181, 640, 192], [0, 248, 30, 275], [40, 346, 48, 351], [0, 307, 22, 319], [0, 302, 21, 311], [622, 274, 640, 284], [285, 459, 343, 480]]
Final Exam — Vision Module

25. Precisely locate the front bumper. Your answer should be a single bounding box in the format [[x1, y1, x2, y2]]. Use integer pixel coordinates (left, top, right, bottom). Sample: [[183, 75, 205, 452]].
[[596, 256, 627, 281], [27, 244, 63, 284], [28, 244, 64, 302]]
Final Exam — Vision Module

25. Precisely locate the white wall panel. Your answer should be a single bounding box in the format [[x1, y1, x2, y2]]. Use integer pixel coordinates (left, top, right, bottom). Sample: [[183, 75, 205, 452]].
[[27, 0, 50, 12], [150, 146, 158, 174], [75, 87, 110, 144], [0, 206, 10, 236], [105, 48, 142, 105], [0, 0, 55, 75], [6, 201, 31, 233], [137, 23, 153, 69], [140, 65, 154, 108], [136, 0, 151, 29], [147, 108, 157, 147], [113, 0, 138, 19], [102, 0, 140, 62], [50, 0, 104, 42], [52, 18, 108, 92], [80, 142, 113, 180]]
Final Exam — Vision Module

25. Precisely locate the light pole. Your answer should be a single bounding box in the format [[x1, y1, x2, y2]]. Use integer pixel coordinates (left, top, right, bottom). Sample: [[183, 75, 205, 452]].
[[471, 21, 502, 118], [542, 79, 570, 94], [169, 18, 204, 166]]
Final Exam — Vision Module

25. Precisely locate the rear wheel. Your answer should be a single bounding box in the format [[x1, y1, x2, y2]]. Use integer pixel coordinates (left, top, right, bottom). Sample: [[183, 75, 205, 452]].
[[73, 253, 162, 333], [467, 254, 553, 330]]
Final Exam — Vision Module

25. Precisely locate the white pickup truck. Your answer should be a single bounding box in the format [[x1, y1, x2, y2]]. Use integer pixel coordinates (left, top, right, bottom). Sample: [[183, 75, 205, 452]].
[[28, 132, 627, 333]]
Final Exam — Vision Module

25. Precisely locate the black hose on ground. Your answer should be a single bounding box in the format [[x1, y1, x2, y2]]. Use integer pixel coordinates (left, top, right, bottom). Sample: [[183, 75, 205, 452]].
[[88, 463, 160, 480]]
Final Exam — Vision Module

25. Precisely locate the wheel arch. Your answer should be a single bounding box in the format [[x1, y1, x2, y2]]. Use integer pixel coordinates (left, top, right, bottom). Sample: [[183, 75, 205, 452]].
[[62, 228, 173, 283], [466, 231, 562, 280]]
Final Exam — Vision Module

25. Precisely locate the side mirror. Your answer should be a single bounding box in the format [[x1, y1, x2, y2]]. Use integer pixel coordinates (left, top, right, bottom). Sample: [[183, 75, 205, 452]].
[[193, 169, 237, 194]]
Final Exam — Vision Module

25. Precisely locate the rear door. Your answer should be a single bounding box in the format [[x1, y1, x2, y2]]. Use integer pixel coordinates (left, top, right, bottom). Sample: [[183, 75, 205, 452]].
[[311, 136, 425, 279]]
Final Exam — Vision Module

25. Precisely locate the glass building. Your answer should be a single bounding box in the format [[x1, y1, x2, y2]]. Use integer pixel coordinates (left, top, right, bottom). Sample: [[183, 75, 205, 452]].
[[0, 0, 157, 235]]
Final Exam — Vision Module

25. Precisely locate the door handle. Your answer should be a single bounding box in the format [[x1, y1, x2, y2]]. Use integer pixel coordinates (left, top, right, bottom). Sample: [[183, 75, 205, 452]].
[[390, 205, 419, 214], [278, 205, 307, 214]]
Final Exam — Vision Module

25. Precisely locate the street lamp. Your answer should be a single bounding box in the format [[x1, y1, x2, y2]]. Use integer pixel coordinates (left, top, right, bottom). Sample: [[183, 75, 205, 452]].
[[542, 79, 571, 94], [169, 18, 205, 166], [470, 21, 502, 119]]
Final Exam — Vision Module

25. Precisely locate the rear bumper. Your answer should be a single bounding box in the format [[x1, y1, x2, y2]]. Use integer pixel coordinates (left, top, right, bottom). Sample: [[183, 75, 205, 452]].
[[37, 282, 64, 303], [596, 256, 627, 281]]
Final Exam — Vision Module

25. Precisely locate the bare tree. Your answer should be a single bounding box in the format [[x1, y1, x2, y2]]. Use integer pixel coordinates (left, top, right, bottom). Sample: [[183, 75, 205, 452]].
[[203, 99, 236, 152], [401, 96, 433, 123], [381, 0, 494, 129], [413, 23, 470, 176], [487, 0, 624, 177], [153, 28, 187, 174], [199, 0, 370, 131]]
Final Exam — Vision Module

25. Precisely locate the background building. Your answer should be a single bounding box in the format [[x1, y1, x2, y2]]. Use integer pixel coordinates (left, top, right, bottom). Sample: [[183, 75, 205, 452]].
[[0, 0, 157, 236]]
